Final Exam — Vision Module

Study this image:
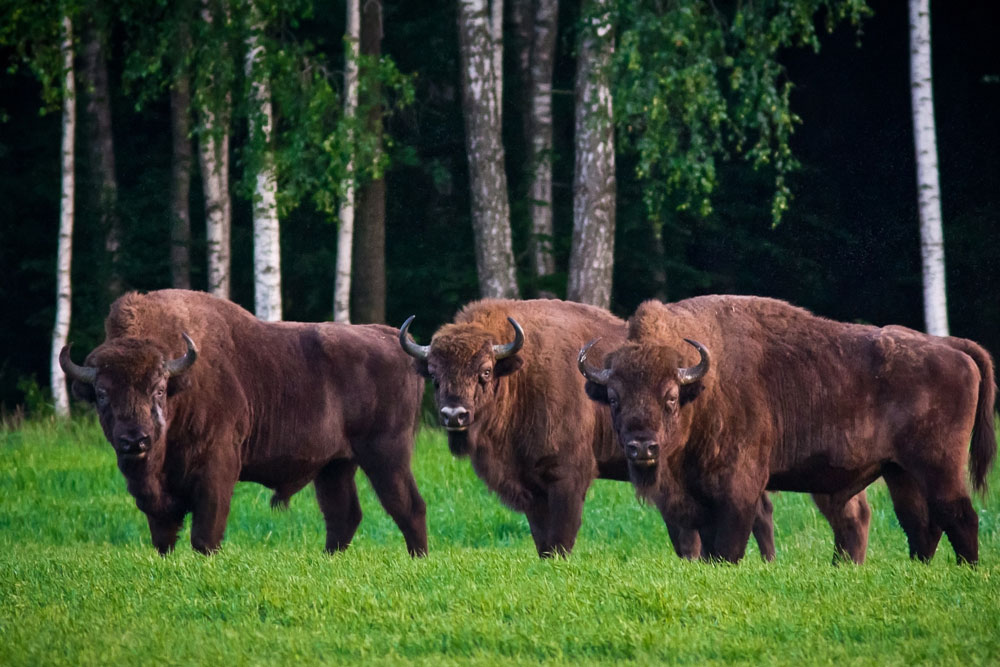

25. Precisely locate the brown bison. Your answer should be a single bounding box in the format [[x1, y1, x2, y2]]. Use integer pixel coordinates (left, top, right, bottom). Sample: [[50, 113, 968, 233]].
[[399, 298, 861, 560], [60, 289, 428, 556], [579, 295, 996, 564]]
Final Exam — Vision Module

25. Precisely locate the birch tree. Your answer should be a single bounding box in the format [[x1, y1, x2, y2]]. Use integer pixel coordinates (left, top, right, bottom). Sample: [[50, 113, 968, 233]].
[[567, 0, 615, 308], [457, 0, 519, 298], [351, 0, 386, 324], [246, 2, 282, 321], [333, 0, 360, 324], [80, 10, 122, 301], [527, 0, 558, 293], [197, 0, 233, 299], [909, 0, 948, 336], [51, 14, 76, 418]]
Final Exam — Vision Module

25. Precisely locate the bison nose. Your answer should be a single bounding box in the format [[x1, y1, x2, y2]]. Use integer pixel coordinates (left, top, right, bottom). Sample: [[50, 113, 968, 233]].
[[117, 433, 150, 455], [440, 405, 471, 429], [626, 440, 659, 463]]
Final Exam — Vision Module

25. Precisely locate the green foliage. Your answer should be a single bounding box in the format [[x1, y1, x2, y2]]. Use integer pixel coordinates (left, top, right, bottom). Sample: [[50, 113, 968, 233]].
[[0, 0, 78, 112], [613, 0, 871, 226], [1, 418, 999, 663]]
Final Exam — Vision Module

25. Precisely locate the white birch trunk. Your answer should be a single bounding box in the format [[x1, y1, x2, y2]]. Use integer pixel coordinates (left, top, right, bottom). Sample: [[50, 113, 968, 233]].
[[528, 0, 558, 288], [246, 7, 282, 321], [333, 0, 360, 323], [198, 0, 232, 299], [51, 14, 75, 418], [457, 0, 520, 299], [568, 0, 615, 308], [909, 0, 949, 336], [490, 0, 503, 128]]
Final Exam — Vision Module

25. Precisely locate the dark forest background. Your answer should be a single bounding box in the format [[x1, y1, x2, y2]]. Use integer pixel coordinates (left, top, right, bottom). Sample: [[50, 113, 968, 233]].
[[0, 0, 997, 412]]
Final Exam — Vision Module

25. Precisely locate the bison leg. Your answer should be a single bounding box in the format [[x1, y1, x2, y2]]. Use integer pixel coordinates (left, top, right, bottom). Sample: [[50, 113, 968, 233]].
[[362, 461, 428, 557], [751, 493, 776, 562], [811, 490, 871, 564], [524, 502, 553, 557], [542, 481, 589, 558], [883, 466, 942, 561], [705, 503, 756, 563], [664, 522, 702, 560], [314, 459, 363, 554], [146, 513, 184, 555], [189, 480, 236, 555], [917, 466, 979, 565]]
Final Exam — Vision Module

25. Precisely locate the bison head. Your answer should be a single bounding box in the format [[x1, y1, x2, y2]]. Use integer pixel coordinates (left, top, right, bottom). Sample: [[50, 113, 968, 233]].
[[578, 338, 709, 489], [399, 316, 524, 453], [59, 334, 198, 463]]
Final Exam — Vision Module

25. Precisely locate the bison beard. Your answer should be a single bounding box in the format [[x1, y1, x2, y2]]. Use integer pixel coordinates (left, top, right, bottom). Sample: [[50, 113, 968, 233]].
[[60, 289, 428, 557], [582, 295, 995, 565]]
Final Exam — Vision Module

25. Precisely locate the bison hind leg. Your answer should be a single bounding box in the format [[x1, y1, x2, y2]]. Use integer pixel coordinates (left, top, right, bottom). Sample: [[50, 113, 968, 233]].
[[812, 490, 871, 565], [884, 465, 943, 562]]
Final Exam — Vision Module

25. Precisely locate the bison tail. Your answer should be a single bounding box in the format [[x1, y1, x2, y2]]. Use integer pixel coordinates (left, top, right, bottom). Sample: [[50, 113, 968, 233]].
[[948, 337, 997, 494]]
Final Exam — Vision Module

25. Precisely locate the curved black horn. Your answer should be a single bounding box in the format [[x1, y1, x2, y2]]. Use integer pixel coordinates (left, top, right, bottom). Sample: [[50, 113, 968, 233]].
[[578, 338, 612, 385], [58, 345, 97, 385], [165, 333, 198, 377], [492, 317, 525, 360], [398, 315, 430, 360], [677, 338, 710, 385]]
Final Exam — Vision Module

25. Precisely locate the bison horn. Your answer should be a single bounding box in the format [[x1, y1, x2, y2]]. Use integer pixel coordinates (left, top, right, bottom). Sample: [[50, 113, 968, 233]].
[[492, 317, 525, 360], [58, 345, 97, 385], [398, 315, 430, 360], [578, 338, 612, 385], [677, 338, 710, 385], [164, 333, 198, 376]]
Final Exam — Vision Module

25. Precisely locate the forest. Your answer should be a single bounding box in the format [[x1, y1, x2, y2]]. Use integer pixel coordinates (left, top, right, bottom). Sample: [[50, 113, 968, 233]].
[[0, 0, 997, 414]]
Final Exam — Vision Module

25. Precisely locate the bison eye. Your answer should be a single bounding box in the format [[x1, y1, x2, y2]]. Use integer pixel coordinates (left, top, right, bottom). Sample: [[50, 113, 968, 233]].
[[154, 388, 165, 399], [479, 368, 492, 383], [95, 388, 109, 406]]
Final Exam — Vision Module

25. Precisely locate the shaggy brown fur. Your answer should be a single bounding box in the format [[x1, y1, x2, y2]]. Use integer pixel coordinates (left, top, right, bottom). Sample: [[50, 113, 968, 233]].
[[61, 289, 427, 556], [584, 295, 995, 564], [405, 298, 784, 559]]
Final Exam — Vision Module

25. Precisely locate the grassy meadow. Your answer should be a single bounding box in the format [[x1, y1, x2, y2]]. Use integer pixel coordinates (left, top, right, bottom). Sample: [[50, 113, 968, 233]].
[[1, 416, 999, 665]]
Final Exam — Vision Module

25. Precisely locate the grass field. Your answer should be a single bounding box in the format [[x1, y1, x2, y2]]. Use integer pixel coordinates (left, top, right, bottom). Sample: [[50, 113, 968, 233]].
[[1, 416, 999, 665]]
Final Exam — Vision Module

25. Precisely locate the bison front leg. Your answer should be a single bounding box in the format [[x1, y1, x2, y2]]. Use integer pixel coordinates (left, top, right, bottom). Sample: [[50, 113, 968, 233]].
[[705, 503, 756, 564], [189, 476, 237, 555], [812, 490, 871, 564], [314, 459, 363, 553], [146, 513, 184, 555], [524, 502, 553, 557], [751, 493, 776, 562], [540, 480, 588, 558]]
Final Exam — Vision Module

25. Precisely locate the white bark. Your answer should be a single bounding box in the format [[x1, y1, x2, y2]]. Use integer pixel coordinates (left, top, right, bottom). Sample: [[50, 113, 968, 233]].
[[490, 0, 503, 128], [198, 0, 232, 299], [568, 0, 615, 308], [909, 0, 949, 336], [246, 7, 282, 321], [457, 0, 520, 299], [528, 0, 558, 287], [51, 14, 75, 418], [334, 0, 360, 323]]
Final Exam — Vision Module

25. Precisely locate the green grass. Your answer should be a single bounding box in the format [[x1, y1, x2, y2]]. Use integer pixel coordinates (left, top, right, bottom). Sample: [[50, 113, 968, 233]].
[[1, 417, 999, 665]]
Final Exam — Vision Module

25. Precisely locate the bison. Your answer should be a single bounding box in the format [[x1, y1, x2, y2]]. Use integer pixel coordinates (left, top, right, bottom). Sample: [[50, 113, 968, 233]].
[[60, 289, 428, 556], [399, 298, 863, 560], [579, 295, 996, 564]]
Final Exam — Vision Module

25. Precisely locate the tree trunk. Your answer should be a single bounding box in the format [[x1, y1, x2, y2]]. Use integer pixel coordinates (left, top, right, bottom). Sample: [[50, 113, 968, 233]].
[[246, 4, 282, 321], [170, 16, 192, 290], [909, 0, 949, 336], [81, 15, 122, 301], [333, 0, 360, 324], [351, 0, 386, 324], [457, 0, 520, 299], [567, 0, 615, 308], [528, 0, 558, 293], [198, 0, 232, 299], [510, 0, 533, 140], [52, 14, 76, 418]]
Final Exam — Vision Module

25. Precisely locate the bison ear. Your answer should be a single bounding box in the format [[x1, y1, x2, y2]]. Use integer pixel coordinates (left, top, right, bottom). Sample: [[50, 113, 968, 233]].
[[167, 375, 191, 397], [71, 381, 95, 404], [584, 381, 609, 404], [413, 359, 431, 378], [679, 382, 704, 407], [494, 355, 524, 378]]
